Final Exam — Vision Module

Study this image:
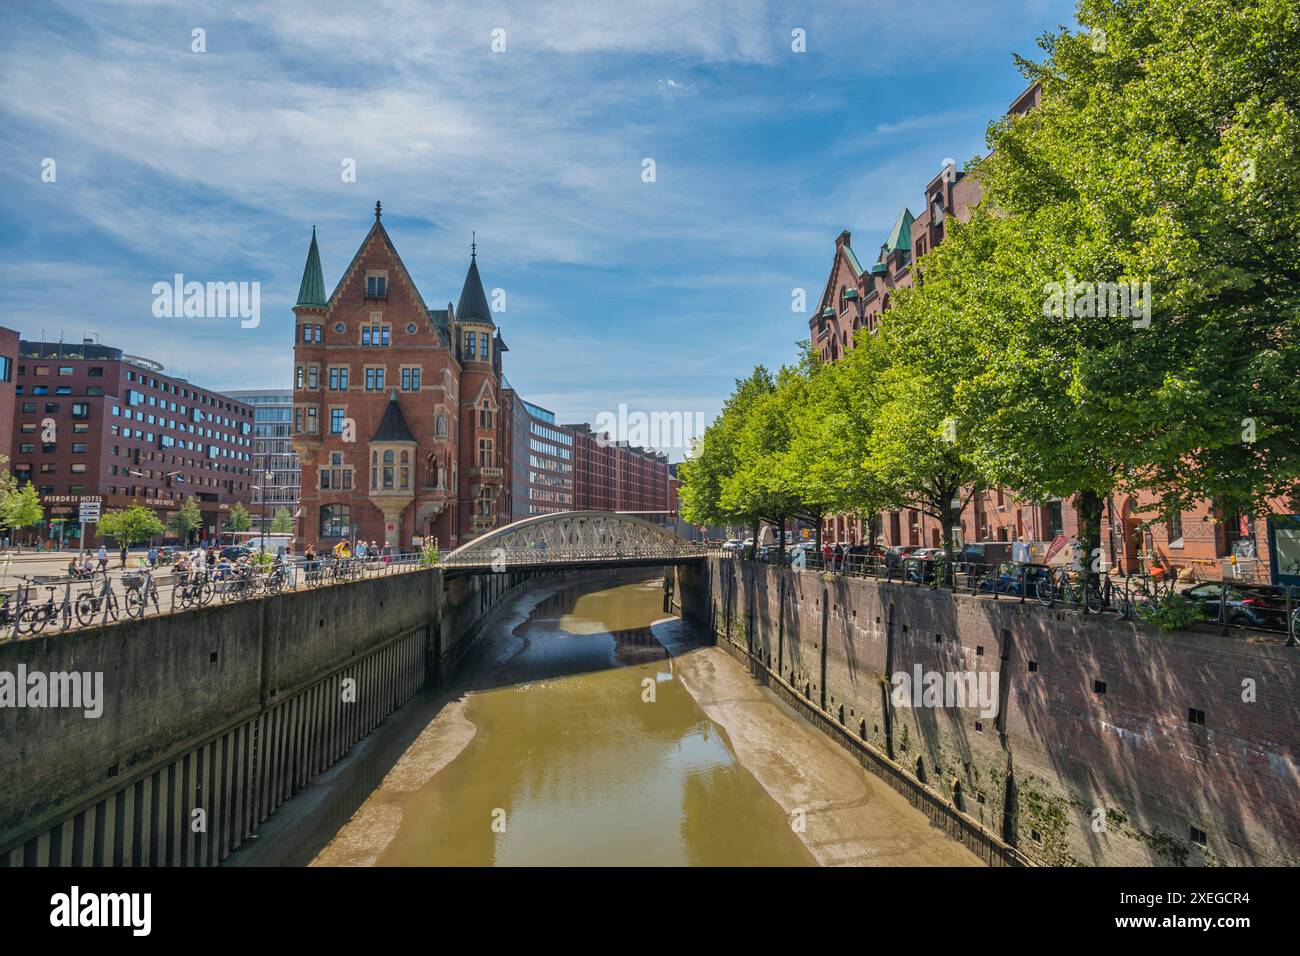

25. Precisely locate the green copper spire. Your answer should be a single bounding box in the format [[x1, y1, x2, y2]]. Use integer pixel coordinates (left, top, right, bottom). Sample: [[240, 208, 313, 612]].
[[884, 208, 915, 254], [296, 226, 327, 309]]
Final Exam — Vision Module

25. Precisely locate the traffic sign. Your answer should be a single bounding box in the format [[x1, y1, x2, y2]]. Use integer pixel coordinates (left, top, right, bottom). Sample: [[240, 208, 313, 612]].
[[79, 502, 101, 522]]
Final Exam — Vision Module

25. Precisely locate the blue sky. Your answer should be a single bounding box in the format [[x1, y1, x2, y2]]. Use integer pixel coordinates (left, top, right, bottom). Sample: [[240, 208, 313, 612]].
[[1, 0, 1078, 457]]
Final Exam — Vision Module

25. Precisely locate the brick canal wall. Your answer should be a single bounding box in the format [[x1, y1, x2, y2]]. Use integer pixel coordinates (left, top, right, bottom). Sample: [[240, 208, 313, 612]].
[[0, 566, 531, 866], [676, 558, 1299, 867]]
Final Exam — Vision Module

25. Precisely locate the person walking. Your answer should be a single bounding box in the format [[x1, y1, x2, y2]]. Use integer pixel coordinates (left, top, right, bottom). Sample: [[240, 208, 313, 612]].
[[96, 544, 108, 573], [147, 546, 158, 568]]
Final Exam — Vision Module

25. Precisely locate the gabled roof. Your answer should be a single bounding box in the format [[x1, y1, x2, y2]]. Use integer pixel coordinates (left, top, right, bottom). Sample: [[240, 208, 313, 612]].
[[326, 204, 431, 314], [456, 254, 493, 326], [296, 227, 327, 309], [372, 390, 416, 443]]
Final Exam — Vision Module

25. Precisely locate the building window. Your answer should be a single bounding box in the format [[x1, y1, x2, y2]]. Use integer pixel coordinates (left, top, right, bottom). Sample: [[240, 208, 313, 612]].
[[306, 406, 318, 434], [479, 439, 493, 468], [319, 504, 352, 539], [400, 450, 410, 489], [328, 366, 349, 390], [307, 365, 319, 389], [365, 273, 388, 298], [480, 335, 490, 359], [401, 366, 421, 391], [1167, 510, 1184, 547], [480, 404, 493, 429], [365, 367, 386, 391], [330, 408, 345, 434], [478, 486, 493, 517], [465, 331, 475, 357]]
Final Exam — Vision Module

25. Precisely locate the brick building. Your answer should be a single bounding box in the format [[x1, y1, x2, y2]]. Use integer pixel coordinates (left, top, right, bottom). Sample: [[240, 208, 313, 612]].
[[7, 337, 254, 546], [564, 423, 670, 521], [810, 82, 1291, 582], [290, 204, 511, 551], [0, 326, 17, 464]]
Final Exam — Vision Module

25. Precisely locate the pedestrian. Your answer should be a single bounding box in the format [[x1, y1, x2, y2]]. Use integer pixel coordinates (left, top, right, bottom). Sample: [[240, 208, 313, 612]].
[[119, 543, 128, 568], [96, 543, 108, 572], [147, 546, 158, 567], [822, 541, 832, 568]]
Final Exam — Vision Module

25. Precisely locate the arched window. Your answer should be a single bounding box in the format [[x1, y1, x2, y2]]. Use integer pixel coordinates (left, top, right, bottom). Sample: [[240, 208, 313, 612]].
[[319, 504, 351, 539], [382, 449, 395, 489]]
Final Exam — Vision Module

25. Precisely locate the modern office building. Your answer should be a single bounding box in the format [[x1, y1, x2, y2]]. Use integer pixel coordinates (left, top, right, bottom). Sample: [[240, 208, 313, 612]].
[[8, 337, 254, 546], [506, 391, 573, 521], [227, 388, 300, 531]]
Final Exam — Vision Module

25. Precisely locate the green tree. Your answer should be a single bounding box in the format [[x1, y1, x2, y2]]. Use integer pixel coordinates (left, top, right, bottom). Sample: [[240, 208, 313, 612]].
[[225, 502, 253, 533], [1, 480, 44, 544], [97, 505, 165, 549], [679, 367, 777, 553], [168, 496, 203, 545], [945, 0, 1300, 566], [270, 507, 294, 534]]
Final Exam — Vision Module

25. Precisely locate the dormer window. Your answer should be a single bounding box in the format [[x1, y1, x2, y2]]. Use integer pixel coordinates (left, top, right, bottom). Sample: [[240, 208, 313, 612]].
[[365, 271, 388, 299]]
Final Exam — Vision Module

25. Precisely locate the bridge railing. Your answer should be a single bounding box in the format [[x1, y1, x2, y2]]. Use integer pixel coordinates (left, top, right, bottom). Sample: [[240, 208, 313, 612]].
[[438, 544, 712, 568]]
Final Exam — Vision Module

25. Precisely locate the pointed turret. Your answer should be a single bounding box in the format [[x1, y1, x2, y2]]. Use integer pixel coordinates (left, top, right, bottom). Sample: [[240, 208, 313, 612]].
[[296, 227, 327, 310], [456, 238, 493, 327]]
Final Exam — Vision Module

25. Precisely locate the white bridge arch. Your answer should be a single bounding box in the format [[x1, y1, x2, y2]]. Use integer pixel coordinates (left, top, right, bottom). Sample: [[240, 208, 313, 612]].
[[440, 511, 705, 570]]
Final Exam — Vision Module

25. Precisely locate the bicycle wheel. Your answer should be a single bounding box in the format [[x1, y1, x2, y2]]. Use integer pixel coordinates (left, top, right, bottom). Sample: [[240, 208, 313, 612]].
[[19, 604, 48, 634], [1085, 583, 1105, 614], [74, 592, 100, 627], [1035, 575, 1054, 606], [125, 588, 147, 619]]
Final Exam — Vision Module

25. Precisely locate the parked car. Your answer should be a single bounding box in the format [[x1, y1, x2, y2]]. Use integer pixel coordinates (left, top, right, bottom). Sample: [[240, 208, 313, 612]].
[[1180, 582, 1289, 630], [220, 545, 255, 560], [721, 539, 743, 554], [883, 545, 921, 571], [903, 548, 946, 583], [976, 561, 1053, 597], [959, 542, 1014, 572]]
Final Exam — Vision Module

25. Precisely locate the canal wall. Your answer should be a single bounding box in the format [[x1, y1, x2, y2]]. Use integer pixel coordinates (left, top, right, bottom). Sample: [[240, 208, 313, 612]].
[[677, 558, 1299, 867], [0, 566, 530, 866]]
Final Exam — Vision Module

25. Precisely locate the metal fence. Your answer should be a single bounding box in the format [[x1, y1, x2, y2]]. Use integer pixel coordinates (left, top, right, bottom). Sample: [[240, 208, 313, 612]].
[[1, 552, 429, 640], [438, 544, 713, 569], [726, 550, 1299, 645]]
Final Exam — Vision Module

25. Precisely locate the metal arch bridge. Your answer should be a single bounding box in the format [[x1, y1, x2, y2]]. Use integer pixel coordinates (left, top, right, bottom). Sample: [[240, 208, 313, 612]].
[[439, 511, 709, 573]]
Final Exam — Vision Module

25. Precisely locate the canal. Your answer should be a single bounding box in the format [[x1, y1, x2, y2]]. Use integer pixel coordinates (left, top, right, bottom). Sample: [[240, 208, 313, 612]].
[[237, 575, 980, 867]]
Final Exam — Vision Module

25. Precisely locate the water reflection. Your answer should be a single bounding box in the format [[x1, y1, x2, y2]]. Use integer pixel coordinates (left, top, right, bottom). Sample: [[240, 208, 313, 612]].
[[373, 579, 815, 866]]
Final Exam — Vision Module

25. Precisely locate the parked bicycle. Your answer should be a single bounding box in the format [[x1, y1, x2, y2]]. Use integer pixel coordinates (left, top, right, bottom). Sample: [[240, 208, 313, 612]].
[[175, 569, 215, 609], [123, 568, 161, 619], [14, 577, 73, 635], [1037, 567, 1105, 613], [74, 572, 120, 627]]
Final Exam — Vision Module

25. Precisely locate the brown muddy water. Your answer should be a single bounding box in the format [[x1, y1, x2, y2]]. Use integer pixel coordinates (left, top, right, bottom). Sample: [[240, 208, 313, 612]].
[[231, 575, 980, 867]]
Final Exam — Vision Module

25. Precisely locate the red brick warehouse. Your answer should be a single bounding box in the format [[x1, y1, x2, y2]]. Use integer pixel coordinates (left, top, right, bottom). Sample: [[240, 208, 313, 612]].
[[292, 203, 511, 551]]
